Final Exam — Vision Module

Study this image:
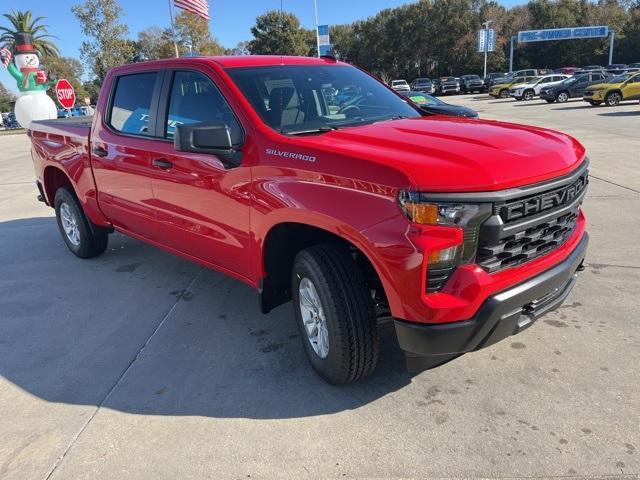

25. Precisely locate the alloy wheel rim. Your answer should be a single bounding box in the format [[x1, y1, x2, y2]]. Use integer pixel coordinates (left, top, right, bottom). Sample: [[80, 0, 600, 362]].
[[609, 94, 620, 105], [60, 202, 81, 246], [558, 93, 568, 102], [298, 277, 329, 359]]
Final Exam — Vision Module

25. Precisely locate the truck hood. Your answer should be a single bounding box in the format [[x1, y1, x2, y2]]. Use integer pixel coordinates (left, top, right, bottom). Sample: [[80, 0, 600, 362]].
[[298, 116, 585, 192]]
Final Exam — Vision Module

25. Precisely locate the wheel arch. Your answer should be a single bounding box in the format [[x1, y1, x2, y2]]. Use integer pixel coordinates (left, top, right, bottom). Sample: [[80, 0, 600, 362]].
[[43, 165, 74, 205], [258, 216, 391, 315]]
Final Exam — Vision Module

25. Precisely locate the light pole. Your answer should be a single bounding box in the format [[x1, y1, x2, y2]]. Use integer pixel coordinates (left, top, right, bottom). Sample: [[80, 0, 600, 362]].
[[314, 0, 320, 57], [482, 20, 492, 79]]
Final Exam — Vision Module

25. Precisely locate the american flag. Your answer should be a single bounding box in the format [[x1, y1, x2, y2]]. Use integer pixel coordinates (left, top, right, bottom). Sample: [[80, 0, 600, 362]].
[[174, 0, 210, 20]]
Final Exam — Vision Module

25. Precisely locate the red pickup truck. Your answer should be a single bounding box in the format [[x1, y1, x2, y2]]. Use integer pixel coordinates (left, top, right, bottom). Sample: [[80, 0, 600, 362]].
[[29, 56, 588, 384]]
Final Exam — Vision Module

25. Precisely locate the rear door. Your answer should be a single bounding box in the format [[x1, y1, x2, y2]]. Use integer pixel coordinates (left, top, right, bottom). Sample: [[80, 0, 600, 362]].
[[90, 71, 165, 240], [143, 69, 254, 280], [570, 76, 590, 96]]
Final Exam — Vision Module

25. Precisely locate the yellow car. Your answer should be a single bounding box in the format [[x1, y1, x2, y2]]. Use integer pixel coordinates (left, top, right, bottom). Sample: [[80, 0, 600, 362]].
[[488, 76, 537, 98], [583, 72, 640, 106]]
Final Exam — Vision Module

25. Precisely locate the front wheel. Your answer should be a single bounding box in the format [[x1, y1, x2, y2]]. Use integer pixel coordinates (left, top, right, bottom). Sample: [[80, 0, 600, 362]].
[[499, 89, 509, 99], [605, 92, 621, 107], [292, 244, 379, 384], [523, 89, 535, 101], [54, 188, 108, 258], [557, 91, 569, 103]]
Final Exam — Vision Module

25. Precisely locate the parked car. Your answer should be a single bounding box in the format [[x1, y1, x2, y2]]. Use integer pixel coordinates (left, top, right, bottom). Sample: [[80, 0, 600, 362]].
[[4, 112, 21, 129], [489, 76, 537, 98], [580, 65, 605, 71], [484, 72, 508, 90], [459, 74, 485, 94], [540, 71, 610, 103], [583, 71, 640, 106], [556, 67, 579, 75], [410, 78, 435, 94], [436, 76, 460, 95], [509, 74, 570, 100], [606, 64, 628, 75], [505, 69, 539, 79], [28, 55, 589, 384], [401, 91, 478, 118], [628, 62, 640, 70], [390, 79, 410, 92]]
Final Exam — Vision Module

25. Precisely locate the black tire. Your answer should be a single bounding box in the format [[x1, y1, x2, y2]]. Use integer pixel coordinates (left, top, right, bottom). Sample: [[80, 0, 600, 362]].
[[605, 91, 621, 107], [292, 244, 379, 384], [523, 89, 535, 101], [499, 89, 509, 99], [54, 188, 108, 258], [556, 91, 569, 103]]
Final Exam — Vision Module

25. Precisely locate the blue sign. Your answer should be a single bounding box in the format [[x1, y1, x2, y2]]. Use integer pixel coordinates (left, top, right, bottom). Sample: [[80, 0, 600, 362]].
[[317, 24, 331, 56], [477, 29, 495, 53], [518, 26, 608, 43]]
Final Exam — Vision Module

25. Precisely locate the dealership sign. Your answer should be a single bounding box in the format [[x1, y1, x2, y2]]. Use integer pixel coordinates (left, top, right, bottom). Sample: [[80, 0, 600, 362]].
[[518, 26, 609, 43], [477, 28, 495, 52], [317, 25, 331, 56]]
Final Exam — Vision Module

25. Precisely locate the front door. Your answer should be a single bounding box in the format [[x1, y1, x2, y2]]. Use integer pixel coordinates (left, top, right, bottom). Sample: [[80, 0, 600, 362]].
[[623, 74, 640, 100], [145, 69, 253, 280]]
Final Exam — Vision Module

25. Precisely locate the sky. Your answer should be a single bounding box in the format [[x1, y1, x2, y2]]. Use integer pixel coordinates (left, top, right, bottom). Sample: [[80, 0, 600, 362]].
[[0, 0, 520, 93]]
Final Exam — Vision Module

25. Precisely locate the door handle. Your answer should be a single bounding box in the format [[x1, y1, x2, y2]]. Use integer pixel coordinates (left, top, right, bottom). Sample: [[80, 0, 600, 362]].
[[152, 158, 173, 170], [92, 146, 108, 157]]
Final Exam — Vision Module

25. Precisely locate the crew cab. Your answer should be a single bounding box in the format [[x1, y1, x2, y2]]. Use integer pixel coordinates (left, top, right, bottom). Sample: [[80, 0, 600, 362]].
[[583, 71, 640, 106], [436, 76, 460, 95], [459, 75, 484, 94], [390, 79, 410, 92], [29, 56, 589, 384], [509, 74, 570, 101], [540, 71, 610, 103]]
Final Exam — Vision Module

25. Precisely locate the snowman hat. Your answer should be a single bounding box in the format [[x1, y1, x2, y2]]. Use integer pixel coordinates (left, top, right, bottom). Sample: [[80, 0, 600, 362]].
[[14, 32, 38, 55]]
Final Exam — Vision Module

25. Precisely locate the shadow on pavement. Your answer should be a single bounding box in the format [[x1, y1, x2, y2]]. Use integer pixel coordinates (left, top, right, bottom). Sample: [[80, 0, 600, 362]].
[[0, 217, 412, 420], [598, 110, 640, 117]]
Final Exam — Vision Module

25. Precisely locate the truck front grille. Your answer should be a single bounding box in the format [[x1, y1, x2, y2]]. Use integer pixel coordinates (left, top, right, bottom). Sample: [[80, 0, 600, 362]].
[[475, 168, 588, 274], [476, 209, 579, 273]]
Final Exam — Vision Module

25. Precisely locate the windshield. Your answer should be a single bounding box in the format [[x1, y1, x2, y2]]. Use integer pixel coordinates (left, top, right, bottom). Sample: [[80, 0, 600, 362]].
[[414, 78, 431, 84], [609, 73, 631, 83], [392, 80, 408, 86], [562, 76, 580, 85], [226, 65, 421, 134]]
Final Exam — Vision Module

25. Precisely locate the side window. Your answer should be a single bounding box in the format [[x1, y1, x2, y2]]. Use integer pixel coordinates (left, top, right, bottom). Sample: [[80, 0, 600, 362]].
[[109, 72, 158, 136], [166, 71, 243, 146]]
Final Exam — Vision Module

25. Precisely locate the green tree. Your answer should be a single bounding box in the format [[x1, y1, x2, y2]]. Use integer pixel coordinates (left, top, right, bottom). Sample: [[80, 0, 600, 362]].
[[42, 56, 88, 104], [135, 26, 175, 60], [0, 81, 15, 111], [0, 10, 59, 57], [72, 0, 134, 81], [174, 11, 226, 55], [248, 11, 312, 56]]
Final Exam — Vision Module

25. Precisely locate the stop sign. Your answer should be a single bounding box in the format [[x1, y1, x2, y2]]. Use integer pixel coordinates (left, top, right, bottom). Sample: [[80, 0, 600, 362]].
[[55, 79, 76, 109]]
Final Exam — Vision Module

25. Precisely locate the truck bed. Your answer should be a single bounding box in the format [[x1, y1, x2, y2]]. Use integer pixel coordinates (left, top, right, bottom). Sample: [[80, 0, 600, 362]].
[[30, 116, 92, 140]]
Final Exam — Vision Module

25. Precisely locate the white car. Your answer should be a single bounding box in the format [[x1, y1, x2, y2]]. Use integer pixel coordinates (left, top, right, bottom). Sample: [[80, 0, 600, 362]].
[[390, 79, 410, 92], [509, 74, 571, 100]]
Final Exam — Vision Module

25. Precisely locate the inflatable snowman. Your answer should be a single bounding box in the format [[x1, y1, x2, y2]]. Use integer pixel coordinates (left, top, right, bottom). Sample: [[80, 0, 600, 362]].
[[0, 32, 57, 128]]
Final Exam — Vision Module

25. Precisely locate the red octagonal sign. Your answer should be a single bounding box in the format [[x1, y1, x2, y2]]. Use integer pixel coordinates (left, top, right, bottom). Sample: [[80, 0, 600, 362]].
[[55, 79, 76, 110]]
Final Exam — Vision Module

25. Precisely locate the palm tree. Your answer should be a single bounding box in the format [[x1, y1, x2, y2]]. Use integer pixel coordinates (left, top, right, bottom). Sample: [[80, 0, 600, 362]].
[[0, 10, 59, 57]]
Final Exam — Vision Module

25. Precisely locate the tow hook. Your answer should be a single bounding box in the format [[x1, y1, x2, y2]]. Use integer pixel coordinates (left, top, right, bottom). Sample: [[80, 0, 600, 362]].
[[576, 261, 586, 272]]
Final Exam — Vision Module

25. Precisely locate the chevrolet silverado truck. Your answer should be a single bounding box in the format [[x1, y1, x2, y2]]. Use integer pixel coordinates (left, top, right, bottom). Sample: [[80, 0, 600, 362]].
[[29, 56, 589, 384]]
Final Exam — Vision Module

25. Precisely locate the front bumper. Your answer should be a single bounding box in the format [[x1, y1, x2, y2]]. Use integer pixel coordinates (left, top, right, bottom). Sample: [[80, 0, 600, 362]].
[[395, 232, 588, 367], [540, 90, 555, 100]]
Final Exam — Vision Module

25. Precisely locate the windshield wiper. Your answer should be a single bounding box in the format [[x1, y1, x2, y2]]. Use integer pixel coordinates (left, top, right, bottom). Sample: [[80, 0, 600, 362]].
[[283, 126, 337, 136]]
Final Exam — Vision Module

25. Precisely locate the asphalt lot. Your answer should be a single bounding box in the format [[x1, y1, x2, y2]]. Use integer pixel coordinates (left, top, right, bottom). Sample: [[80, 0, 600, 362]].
[[1, 96, 639, 479]]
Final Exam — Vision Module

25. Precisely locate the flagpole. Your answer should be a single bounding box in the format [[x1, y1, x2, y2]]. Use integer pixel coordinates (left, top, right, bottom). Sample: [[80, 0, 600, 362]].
[[168, 0, 179, 58], [314, 0, 320, 57]]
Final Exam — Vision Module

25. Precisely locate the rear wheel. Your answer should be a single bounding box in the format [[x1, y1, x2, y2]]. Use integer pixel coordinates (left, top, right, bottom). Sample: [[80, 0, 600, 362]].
[[292, 244, 379, 384], [54, 188, 108, 258], [499, 89, 509, 99], [605, 91, 621, 106], [523, 89, 535, 101], [557, 91, 569, 103]]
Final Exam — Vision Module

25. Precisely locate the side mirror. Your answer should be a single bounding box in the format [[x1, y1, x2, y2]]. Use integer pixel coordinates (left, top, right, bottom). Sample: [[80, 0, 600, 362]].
[[174, 122, 241, 169]]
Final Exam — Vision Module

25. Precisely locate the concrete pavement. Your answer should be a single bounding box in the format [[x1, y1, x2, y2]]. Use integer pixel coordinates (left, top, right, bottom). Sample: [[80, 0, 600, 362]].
[[0, 95, 638, 480]]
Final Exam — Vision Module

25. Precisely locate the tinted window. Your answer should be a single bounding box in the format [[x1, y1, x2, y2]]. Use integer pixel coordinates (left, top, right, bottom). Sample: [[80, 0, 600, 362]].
[[226, 65, 420, 134], [109, 72, 158, 136], [166, 71, 243, 145]]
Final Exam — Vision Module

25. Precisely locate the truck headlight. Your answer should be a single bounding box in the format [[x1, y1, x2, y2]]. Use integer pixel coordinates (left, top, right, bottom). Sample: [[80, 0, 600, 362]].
[[398, 191, 492, 266]]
